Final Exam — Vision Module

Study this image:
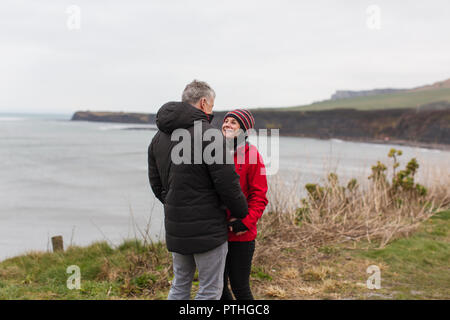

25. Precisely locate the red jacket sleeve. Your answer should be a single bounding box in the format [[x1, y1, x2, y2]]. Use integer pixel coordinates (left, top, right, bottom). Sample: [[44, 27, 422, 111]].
[[241, 149, 268, 230]]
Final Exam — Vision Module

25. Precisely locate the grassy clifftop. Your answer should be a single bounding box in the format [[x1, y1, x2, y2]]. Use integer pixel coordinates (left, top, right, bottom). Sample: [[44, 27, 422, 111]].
[[72, 101, 450, 147], [274, 84, 450, 112], [0, 211, 448, 300]]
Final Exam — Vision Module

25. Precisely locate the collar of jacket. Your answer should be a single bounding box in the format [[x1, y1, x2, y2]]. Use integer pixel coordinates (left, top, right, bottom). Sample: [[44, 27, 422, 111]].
[[205, 112, 214, 123], [231, 138, 249, 155]]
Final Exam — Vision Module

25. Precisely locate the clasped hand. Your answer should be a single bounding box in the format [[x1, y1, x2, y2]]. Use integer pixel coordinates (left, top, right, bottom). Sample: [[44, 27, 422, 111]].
[[228, 218, 248, 236]]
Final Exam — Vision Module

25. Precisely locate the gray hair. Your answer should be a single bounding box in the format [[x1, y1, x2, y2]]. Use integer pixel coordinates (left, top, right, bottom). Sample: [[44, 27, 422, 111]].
[[182, 80, 216, 105]]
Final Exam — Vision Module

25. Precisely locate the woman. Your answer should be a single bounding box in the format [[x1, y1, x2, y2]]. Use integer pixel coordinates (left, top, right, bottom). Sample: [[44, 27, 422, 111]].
[[220, 109, 268, 300]]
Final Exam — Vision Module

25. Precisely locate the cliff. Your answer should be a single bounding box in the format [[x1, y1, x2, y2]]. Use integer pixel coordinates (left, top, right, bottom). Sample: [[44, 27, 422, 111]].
[[72, 111, 156, 124], [213, 103, 450, 146], [331, 88, 406, 100], [71, 102, 450, 146]]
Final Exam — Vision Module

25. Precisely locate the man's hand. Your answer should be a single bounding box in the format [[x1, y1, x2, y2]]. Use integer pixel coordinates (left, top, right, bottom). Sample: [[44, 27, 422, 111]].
[[228, 218, 248, 236]]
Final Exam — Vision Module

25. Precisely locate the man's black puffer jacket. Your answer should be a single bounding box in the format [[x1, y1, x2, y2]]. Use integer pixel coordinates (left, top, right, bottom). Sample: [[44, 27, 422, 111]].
[[148, 101, 248, 254]]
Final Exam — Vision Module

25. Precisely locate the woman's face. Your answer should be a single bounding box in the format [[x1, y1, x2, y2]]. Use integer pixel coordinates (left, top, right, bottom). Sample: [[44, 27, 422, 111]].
[[222, 117, 241, 138]]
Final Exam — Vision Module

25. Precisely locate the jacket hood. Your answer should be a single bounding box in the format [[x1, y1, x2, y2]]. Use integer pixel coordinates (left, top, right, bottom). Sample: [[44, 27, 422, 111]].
[[156, 101, 213, 134]]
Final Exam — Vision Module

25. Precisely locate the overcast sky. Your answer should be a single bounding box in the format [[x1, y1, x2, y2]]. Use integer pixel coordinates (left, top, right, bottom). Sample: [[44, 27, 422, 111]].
[[1, 0, 450, 114]]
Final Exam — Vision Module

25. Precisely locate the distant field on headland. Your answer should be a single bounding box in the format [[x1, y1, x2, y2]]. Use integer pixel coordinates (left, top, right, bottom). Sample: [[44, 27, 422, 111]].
[[272, 88, 450, 111]]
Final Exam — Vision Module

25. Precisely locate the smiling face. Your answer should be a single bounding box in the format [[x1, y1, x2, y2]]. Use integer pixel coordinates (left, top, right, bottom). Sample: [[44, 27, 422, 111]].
[[222, 116, 241, 138]]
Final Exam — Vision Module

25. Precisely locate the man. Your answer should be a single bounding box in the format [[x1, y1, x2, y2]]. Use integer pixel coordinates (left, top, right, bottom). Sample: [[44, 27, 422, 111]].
[[148, 80, 248, 300]]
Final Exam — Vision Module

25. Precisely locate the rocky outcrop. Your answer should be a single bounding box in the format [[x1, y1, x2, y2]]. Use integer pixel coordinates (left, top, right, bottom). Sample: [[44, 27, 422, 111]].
[[410, 78, 450, 92], [72, 111, 156, 124], [331, 88, 406, 100]]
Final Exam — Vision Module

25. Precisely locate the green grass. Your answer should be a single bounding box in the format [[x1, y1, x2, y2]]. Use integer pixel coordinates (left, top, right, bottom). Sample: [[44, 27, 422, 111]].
[[354, 210, 450, 299], [0, 211, 448, 299], [272, 88, 450, 111], [251, 266, 273, 281], [0, 240, 172, 300]]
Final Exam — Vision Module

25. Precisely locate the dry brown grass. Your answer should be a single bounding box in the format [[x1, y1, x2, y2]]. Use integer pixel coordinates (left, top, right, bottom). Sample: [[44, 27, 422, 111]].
[[264, 285, 287, 298], [259, 168, 449, 251], [251, 158, 450, 299]]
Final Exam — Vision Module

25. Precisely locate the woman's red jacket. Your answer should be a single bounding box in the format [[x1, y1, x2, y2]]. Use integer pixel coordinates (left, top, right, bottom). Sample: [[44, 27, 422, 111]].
[[226, 143, 268, 242]]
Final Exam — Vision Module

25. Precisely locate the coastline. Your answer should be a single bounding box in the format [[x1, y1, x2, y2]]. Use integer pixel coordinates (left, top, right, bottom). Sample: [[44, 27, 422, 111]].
[[71, 108, 450, 150], [86, 123, 449, 151]]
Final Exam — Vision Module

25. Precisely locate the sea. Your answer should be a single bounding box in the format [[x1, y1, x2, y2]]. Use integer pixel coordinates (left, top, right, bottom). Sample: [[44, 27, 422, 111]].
[[0, 113, 449, 261]]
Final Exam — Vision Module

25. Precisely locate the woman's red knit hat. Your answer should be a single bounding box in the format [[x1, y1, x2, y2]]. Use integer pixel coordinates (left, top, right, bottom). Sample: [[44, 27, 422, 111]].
[[223, 109, 255, 132]]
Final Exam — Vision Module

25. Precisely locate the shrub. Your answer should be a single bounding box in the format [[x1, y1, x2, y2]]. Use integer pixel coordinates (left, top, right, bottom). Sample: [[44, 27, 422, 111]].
[[258, 148, 448, 254]]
